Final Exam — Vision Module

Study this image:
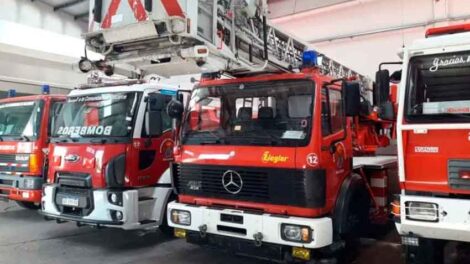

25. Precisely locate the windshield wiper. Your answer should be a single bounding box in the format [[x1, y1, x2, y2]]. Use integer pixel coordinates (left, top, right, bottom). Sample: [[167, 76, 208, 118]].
[[229, 133, 282, 146], [90, 138, 108, 144], [18, 135, 31, 142], [52, 136, 79, 143], [184, 131, 226, 145]]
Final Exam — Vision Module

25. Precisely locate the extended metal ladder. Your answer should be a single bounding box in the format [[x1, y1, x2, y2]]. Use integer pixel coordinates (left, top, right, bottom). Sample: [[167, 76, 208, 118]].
[[85, 0, 371, 86]]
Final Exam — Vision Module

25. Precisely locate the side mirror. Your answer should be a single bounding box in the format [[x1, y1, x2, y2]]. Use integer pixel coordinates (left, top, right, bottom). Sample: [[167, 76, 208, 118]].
[[344, 82, 361, 117], [167, 99, 184, 120], [375, 69, 390, 106]]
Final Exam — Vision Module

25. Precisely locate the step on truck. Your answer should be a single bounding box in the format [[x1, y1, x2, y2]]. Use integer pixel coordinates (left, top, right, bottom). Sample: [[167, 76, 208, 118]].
[[41, 79, 179, 231], [0, 87, 65, 209], [82, 0, 400, 261], [394, 23, 470, 264]]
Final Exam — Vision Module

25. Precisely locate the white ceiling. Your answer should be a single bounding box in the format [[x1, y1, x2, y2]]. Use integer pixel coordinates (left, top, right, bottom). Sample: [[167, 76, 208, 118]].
[[35, 0, 89, 21], [34, 0, 352, 22], [268, 0, 353, 18]]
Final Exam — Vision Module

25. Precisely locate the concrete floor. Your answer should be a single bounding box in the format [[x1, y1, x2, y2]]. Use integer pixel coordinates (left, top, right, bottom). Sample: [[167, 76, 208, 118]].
[[0, 201, 406, 264], [3, 201, 470, 264]]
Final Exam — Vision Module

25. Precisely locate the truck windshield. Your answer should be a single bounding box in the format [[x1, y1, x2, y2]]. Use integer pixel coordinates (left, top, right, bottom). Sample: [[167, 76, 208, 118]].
[[52, 92, 140, 139], [0, 100, 43, 139], [182, 79, 314, 146], [406, 51, 470, 123]]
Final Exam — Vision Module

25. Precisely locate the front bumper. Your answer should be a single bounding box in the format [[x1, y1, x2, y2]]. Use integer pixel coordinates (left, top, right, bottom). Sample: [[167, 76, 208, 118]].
[[397, 194, 470, 243], [0, 174, 42, 203], [167, 201, 333, 249], [41, 184, 171, 230]]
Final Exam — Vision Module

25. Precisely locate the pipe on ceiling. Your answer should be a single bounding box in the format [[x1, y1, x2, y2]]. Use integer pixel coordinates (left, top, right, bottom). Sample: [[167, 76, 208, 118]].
[[307, 14, 470, 43]]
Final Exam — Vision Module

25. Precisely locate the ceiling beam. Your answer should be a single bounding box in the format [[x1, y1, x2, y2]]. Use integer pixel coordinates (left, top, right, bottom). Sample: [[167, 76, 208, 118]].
[[74, 11, 89, 20], [53, 0, 86, 11]]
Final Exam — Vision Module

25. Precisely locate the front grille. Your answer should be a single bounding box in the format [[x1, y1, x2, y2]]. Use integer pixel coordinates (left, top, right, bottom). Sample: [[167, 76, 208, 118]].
[[56, 172, 92, 188], [0, 154, 29, 173], [448, 160, 470, 190], [0, 154, 18, 163], [0, 179, 14, 187], [173, 163, 326, 208]]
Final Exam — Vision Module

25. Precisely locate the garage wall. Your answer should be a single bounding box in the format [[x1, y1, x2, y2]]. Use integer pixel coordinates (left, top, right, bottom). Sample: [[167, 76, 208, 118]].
[[270, 0, 470, 78], [0, 0, 89, 94], [1, 0, 86, 37]]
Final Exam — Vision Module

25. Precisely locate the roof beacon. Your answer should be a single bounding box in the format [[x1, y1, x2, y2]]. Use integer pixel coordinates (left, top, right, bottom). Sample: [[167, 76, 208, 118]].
[[41, 84, 50, 95], [7, 89, 16, 98]]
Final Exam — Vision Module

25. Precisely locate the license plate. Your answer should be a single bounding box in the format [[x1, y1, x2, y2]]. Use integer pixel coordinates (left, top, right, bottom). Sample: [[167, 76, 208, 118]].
[[62, 197, 79, 207]]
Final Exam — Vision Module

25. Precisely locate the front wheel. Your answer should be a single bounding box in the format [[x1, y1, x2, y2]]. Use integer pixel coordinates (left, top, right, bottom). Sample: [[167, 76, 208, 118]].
[[403, 238, 445, 264], [159, 193, 176, 236], [16, 201, 40, 210]]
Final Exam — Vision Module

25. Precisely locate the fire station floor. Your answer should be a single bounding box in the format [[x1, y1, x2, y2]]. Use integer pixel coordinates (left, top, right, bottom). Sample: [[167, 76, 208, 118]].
[[0, 202, 469, 264]]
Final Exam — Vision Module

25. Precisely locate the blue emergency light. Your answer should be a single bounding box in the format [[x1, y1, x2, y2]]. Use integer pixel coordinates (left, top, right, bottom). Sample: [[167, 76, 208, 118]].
[[41, 84, 50, 95], [302, 50, 318, 67], [159, 89, 177, 96], [7, 89, 16, 98]]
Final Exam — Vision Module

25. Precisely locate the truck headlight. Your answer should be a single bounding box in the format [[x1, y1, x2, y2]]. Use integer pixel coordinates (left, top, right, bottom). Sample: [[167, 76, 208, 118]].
[[406, 201, 439, 222], [281, 224, 312, 243], [171, 209, 191, 226], [108, 192, 123, 206], [170, 18, 186, 34]]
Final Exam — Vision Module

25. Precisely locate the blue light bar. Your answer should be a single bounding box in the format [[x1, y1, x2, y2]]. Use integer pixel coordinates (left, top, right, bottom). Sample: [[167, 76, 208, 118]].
[[41, 84, 50, 95], [159, 89, 177, 96], [302, 50, 318, 67], [7, 89, 16, 98]]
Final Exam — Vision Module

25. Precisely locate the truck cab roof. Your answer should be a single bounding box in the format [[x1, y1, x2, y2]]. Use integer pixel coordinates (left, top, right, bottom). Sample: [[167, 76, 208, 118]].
[[407, 27, 470, 53], [68, 82, 180, 97], [0, 94, 66, 103]]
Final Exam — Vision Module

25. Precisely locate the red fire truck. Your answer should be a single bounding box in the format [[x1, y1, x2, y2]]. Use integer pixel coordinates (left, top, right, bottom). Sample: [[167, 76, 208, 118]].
[[81, 0, 399, 261], [40, 80, 179, 231], [394, 23, 470, 264], [166, 55, 401, 263], [0, 88, 65, 209]]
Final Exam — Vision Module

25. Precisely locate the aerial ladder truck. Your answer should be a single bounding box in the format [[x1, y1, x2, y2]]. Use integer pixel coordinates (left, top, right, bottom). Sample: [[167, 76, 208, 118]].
[[79, 0, 399, 262]]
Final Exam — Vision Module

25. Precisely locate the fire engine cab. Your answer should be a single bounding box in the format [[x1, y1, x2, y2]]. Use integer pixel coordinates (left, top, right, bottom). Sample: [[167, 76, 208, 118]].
[[395, 23, 470, 264], [0, 87, 65, 209], [41, 79, 178, 231]]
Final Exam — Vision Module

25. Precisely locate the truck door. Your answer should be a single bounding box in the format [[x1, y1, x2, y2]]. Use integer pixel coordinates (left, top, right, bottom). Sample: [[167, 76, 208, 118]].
[[45, 100, 65, 179], [130, 93, 174, 187], [321, 86, 348, 189]]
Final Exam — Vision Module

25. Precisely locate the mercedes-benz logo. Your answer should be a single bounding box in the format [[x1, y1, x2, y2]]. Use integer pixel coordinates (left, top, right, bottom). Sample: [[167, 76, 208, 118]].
[[222, 170, 243, 194]]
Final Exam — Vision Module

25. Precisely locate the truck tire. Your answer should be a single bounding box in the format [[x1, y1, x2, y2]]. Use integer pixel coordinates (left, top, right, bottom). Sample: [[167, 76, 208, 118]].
[[403, 238, 445, 264], [332, 174, 371, 263], [334, 173, 371, 238], [16, 201, 40, 210], [159, 193, 176, 236]]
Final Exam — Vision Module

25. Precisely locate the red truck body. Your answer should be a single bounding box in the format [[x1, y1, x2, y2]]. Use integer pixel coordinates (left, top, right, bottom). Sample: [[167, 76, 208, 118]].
[[395, 23, 470, 264], [41, 83, 178, 230], [0, 94, 65, 208], [167, 66, 399, 262]]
